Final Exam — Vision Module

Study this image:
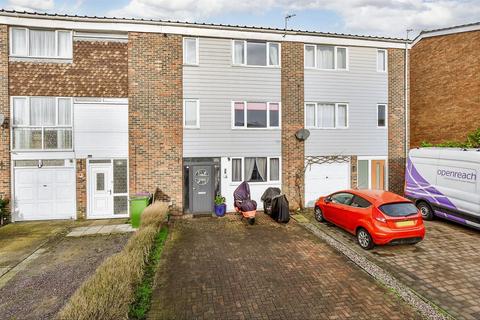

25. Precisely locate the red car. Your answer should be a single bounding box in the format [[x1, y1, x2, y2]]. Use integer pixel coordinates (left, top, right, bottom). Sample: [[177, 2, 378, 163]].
[[314, 190, 425, 250]]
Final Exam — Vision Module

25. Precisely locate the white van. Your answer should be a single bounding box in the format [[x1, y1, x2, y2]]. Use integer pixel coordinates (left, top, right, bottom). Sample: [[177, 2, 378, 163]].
[[405, 148, 480, 230]]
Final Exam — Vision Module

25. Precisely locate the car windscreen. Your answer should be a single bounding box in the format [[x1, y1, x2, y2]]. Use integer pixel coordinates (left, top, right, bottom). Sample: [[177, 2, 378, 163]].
[[379, 202, 418, 217]]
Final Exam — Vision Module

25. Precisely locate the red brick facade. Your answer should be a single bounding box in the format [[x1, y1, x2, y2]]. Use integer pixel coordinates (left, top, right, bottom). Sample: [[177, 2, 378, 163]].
[[76, 159, 87, 219], [0, 25, 9, 200], [128, 32, 183, 212], [9, 41, 128, 97], [410, 31, 480, 147], [387, 49, 407, 195], [281, 42, 305, 210]]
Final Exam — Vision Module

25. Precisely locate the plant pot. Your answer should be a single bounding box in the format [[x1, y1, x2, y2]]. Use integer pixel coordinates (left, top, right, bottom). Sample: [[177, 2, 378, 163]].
[[214, 204, 226, 217]]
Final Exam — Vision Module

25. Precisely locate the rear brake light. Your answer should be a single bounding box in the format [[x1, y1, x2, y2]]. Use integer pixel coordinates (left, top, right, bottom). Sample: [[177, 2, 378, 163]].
[[373, 209, 387, 223], [375, 216, 387, 223]]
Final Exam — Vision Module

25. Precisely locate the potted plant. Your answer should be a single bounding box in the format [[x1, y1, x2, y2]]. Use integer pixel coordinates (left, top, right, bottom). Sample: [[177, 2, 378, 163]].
[[0, 196, 9, 226], [214, 195, 226, 217]]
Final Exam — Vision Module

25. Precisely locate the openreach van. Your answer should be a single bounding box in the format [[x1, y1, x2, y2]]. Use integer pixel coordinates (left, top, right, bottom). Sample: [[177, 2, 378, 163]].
[[405, 148, 480, 230]]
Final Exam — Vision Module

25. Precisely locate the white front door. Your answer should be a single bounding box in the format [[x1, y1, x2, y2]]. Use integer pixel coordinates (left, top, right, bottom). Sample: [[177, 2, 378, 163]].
[[89, 164, 113, 218]]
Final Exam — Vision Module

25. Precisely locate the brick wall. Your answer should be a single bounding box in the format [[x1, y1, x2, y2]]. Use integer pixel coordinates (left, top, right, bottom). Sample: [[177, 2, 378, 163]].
[[281, 42, 305, 210], [9, 40, 128, 97], [128, 32, 183, 212], [76, 159, 87, 219], [388, 48, 407, 195], [350, 155, 358, 189], [0, 25, 9, 200], [410, 31, 480, 147]]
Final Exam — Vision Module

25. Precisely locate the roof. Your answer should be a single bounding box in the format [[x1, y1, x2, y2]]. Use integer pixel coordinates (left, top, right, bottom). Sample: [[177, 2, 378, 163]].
[[0, 9, 409, 43], [412, 21, 480, 46], [348, 189, 409, 205]]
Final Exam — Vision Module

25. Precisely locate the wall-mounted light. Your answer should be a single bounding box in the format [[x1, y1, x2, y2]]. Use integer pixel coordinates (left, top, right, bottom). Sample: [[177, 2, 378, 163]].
[[0, 114, 6, 128]]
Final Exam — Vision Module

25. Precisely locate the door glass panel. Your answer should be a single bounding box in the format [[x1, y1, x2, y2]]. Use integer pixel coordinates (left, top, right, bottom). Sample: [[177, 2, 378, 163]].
[[89, 160, 111, 164], [96, 173, 105, 191], [42, 159, 65, 167], [358, 160, 369, 189], [14, 160, 38, 167], [113, 159, 128, 194], [376, 163, 381, 188], [114, 196, 128, 215]]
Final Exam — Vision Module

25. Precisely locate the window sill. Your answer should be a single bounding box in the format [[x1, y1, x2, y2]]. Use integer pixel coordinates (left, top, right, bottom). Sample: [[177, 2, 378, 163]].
[[231, 64, 281, 69], [305, 67, 349, 72], [231, 127, 281, 130], [229, 181, 281, 186], [306, 127, 350, 130], [9, 56, 73, 64], [183, 63, 200, 67]]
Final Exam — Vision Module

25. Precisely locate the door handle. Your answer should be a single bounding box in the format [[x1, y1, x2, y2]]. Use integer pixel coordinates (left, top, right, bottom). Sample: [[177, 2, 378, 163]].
[[43, 185, 47, 187]]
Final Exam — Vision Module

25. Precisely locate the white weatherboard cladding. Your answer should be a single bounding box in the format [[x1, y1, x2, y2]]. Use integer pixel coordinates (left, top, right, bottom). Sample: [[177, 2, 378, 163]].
[[220, 157, 281, 212], [183, 37, 281, 157], [304, 162, 351, 208], [305, 46, 388, 157], [74, 102, 128, 158]]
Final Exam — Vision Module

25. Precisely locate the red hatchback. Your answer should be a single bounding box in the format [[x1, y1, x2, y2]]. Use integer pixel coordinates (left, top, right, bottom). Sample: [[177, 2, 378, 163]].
[[314, 190, 425, 250]]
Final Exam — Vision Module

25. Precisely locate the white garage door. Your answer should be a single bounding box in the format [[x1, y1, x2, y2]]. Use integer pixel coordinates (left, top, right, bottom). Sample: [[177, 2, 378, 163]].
[[14, 166, 76, 221], [304, 162, 350, 207]]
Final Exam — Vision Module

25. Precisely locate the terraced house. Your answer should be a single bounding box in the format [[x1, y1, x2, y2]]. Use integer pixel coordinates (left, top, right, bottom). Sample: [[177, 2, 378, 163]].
[[0, 10, 408, 221]]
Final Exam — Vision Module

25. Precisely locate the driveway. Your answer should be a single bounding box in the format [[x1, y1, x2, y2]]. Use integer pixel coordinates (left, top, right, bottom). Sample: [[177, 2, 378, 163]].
[[148, 214, 421, 319], [303, 212, 480, 320], [0, 220, 131, 320]]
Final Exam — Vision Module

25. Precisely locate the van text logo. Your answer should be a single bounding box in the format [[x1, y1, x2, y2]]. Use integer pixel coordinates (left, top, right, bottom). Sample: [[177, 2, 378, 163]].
[[437, 169, 477, 182]]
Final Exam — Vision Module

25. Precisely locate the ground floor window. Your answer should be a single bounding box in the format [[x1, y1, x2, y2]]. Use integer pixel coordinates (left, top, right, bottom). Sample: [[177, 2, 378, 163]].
[[231, 157, 280, 183], [358, 158, 386, 190]]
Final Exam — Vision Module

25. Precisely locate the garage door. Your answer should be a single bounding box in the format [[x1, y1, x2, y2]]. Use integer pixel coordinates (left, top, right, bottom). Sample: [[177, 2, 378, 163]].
[[14, 163, 76, 221], [304, 162, 350, 207]]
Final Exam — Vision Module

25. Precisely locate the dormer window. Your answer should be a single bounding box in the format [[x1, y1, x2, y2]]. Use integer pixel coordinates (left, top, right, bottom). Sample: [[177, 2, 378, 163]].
[[10, 27, 73, 59]]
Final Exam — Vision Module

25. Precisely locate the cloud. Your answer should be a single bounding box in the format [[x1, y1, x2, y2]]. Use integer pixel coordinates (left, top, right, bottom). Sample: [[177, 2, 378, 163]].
[[7, 0, 55, 12], [109, 0, 480, 37]]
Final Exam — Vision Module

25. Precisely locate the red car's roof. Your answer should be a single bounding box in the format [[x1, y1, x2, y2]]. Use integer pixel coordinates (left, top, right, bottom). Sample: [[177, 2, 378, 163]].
[[336, 189, 410, 206]]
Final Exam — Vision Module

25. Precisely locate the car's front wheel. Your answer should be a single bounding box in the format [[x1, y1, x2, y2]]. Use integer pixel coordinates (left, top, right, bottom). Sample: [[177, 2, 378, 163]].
[[357, 228, 374, 250], [417, 201, 434, 220], [314, 206, 325, 222]]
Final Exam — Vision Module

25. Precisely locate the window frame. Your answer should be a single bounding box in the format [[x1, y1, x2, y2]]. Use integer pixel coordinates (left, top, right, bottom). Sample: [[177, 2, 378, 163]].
[[231, 101, 281, 129], [10, 96, 74, 151], [230, 156, 281, 184], [231, 40, 281, 67], [183, 99, 200, 129], [377, 49, 387, 72], [377, 103, 388, 128], [304, 44, 349, 71], [9, 27, 73, 59], [304, 102, 349, 129], [183, 37, 199, 66]]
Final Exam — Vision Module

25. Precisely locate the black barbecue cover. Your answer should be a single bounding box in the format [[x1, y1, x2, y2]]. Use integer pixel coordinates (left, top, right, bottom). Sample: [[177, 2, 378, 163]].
[[261, 187, 282, 202], [270, 194, 290, 223], [240, 199, 257, 212]]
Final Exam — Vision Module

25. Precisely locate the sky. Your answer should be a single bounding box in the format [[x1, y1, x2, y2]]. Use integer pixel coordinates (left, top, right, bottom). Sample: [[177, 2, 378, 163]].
[[0, 0, 479, 38]]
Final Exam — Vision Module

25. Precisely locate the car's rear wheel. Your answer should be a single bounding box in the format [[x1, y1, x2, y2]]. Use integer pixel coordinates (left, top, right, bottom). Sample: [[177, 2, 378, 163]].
[[417, 201, 434, 220], [314, 206, 324, 222], [357, 228, 374, 250]]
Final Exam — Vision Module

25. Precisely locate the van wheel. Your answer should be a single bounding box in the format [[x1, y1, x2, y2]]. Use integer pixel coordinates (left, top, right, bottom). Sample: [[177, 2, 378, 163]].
[[417, 201, 434, 220], [314, 207, 325, 222], [357, 228, 374, 250]]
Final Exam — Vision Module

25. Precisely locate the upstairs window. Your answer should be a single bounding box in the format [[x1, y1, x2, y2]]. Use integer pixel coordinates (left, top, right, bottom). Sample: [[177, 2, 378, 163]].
[[305, 102, 348, 129], [233, 101, 280, 129], [183, 37, 199, 65], [377, 104, 387, 127], [304, 44, 348, 70], [12, 97, 73, 150], [232, 40, 280, 67], [377, 49, 387, 72], [10, 27, 72, 59]]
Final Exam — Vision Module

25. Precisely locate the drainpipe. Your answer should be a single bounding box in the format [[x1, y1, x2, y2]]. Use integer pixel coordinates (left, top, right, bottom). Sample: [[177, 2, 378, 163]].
[[405, 29, 413, 161]]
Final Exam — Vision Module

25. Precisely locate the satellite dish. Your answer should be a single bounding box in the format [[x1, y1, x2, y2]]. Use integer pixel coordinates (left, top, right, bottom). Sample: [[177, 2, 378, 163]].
[[0, 114, 4, 126], [295, 129, 310, 141]]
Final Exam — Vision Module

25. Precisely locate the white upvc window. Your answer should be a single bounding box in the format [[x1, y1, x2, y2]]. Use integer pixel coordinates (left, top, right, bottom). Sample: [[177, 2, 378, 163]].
[[11, 96, 73, 151], [231, 157, 281, 183], [377, 104, 387, 128], [183, 37, 199, 65], [183, 99, 200, 128], [10, 27, 73, 59], [232, 40, 280, 67], [305, 102, 349, 129], [305, 44, 348, 70], [377, 49, 387, 72], [232, 101, 281, 129]]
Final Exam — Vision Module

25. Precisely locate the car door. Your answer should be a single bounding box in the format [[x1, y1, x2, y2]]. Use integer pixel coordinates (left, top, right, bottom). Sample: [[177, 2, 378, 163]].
[[325, 192, 355, 228], [343, 195, 372, 232]]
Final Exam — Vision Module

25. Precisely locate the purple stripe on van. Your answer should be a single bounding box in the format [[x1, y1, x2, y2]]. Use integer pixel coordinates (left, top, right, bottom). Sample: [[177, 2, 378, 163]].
[[405, 158, 457, 210], [434, 210, 467, 225]]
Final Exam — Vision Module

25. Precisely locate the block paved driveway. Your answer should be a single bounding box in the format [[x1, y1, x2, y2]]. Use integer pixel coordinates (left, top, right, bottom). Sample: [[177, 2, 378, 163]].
[[304, 212, 480, 320], [148, 214, 421, 320]]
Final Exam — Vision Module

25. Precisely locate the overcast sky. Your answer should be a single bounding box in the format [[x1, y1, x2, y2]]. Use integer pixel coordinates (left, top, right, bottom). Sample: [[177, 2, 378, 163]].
[[1, 0, 479, 38]]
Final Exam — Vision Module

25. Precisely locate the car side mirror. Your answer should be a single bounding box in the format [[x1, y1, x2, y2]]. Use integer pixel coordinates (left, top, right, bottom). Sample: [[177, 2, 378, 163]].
[[325, 197, 332, 203]]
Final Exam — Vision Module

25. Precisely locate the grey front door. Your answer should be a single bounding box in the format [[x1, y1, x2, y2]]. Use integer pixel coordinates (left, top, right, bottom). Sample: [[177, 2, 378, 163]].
[[192, 165, 213, 213]]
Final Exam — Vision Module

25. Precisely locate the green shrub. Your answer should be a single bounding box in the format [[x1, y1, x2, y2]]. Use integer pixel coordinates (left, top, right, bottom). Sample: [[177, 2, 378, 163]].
[[57, 203, 169, 320], [420, 127, 480, 149], [0, 196, 9, 226]]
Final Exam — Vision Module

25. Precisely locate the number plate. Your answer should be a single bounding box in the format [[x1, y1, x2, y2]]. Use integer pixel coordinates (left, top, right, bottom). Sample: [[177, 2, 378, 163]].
[[396, 220, 415, 227]]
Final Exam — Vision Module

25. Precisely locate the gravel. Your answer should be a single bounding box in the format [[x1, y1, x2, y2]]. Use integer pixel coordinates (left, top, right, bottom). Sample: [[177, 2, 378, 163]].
[[299, 219, 453, 320]]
